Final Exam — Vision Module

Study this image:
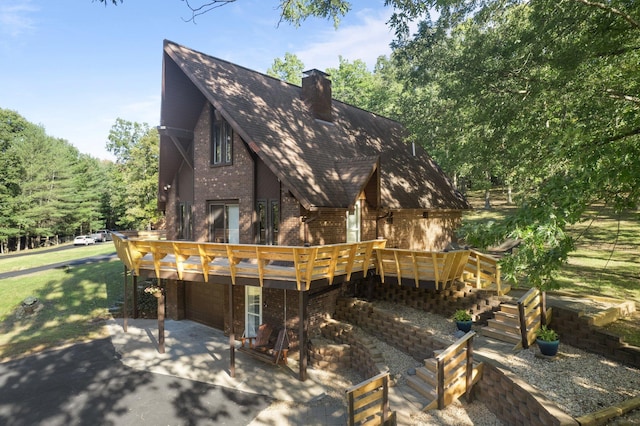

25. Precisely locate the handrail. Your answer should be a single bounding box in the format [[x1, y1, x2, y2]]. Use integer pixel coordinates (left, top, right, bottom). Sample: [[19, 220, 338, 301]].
[[516, 287, 550, 350], [463, 249, 502, 294], [345, 371, 395, 425], [434, 331, 477, 410], [112, 233, 387, 291]]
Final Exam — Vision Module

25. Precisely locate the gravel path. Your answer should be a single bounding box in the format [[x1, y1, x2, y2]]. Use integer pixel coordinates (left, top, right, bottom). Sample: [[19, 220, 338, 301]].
[[306, 301, 640, 425]]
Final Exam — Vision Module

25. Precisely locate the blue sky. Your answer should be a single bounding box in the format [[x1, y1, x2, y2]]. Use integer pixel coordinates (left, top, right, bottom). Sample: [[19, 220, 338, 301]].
[[0, 0, 398, 161]]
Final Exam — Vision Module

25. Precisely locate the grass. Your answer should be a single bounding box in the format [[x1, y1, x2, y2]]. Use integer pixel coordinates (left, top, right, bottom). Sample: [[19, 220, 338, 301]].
[[463, 189, 640, 344], [0, 243, 116, 274], [0, 258, 124, 360]]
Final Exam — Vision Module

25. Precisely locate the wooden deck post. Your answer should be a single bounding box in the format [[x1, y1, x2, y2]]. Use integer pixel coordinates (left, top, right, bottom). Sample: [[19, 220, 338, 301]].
[[229, 284, 235, 378], [133, 275, 139, 319], [123, 265, 128, 333], [157, 289, 165, 354], [465, 335, 474, 402], [298, 290, 308, 381]]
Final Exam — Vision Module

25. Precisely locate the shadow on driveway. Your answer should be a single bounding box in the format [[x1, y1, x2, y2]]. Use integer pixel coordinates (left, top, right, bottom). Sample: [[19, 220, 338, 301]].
[[0, 338, 271, 426]]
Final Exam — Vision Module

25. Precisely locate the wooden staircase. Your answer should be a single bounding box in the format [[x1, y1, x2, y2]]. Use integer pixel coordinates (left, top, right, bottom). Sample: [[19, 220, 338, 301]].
[[482, 303, 522, 346], [481, 288, 552, 350], [407, 332, 483, 411]]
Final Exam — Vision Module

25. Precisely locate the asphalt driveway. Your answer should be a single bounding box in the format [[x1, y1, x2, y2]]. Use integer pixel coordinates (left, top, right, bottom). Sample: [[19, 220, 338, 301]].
[[0, 337, 271, 426]]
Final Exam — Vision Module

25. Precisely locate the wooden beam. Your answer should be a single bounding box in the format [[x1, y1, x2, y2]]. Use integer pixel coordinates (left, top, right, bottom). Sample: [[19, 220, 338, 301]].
[[123, 265, 128, 333], [229, 284, 235, 378], [133, 275, 139, 319], [157, 288, 165, 354], [298, 290, 308, 381]]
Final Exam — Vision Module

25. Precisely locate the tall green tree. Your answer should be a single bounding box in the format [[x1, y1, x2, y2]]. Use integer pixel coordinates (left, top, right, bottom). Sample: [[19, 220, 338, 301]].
[[394, 0, 640, 289], [107, 118, 161, 230], [267, 52, 305, 85]]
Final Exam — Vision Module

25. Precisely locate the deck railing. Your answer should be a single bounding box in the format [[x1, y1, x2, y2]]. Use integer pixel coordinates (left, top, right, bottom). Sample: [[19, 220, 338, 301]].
[[113, 233, 502, 294], [346, 372, 396, 425], [516, 287, 552, 350], [463, 249, 503, 294], [428, 331, 482, 411], [112, 233, 386, 291], [375, 248, 470, 290]]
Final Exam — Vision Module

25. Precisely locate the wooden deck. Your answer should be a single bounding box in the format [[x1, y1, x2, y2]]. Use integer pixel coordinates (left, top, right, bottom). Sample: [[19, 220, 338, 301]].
[[112, 233, 502, 292], [113, 233, 386, 291]]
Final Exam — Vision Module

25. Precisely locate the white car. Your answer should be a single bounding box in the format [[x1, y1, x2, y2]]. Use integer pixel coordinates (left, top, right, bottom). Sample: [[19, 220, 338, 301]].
[[73, 235, 95, 246]]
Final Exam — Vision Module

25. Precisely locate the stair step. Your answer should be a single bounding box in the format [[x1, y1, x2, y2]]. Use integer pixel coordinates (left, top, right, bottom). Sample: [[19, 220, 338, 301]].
[[493, 311, 520, 324], [481, 327, 521, 345], [499, 303, 519, 315], [416, 366, 437, 387], [424, 357, 437, 373], [487, 318, 520, 333], [407, 375, 437, 401]]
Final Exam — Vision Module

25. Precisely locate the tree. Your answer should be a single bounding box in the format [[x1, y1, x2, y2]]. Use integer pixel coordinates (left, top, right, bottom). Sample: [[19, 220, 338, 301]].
[[107, 118, 161, 230], [96, 0, 431, 29], [394, 0, 640, 289], [267, 52, 305, 85]]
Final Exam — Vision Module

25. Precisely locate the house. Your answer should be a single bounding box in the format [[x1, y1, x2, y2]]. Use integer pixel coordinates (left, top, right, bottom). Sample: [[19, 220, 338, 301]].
[[154, 40, 470, 376]]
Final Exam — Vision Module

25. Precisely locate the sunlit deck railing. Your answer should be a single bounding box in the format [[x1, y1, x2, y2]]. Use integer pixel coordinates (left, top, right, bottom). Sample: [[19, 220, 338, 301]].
[[112, 233, 386, 291], [112, 233, 502, 292], [463, 249, 503, 294], [375, 248, 470, 290]]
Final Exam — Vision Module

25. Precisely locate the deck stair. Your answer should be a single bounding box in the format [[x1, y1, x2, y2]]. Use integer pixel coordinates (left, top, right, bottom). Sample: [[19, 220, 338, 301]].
[[481, 303, 522, 346], [481, 288, 552, 350], [406, 331, 483, 411]]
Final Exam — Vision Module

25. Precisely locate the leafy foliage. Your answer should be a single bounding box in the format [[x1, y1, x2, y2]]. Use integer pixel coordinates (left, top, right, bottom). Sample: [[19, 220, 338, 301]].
[[267, 52, 305, 86], [393, 0, 640, 289], [0, 109, 106, 251], [106, 118, 161, 230]]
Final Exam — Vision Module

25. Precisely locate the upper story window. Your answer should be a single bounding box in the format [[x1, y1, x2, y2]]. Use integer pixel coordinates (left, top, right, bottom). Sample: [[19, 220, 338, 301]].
[[211, 108, 233, 166]]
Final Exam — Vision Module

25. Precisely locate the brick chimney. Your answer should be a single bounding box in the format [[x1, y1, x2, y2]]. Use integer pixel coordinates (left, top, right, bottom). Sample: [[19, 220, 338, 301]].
[[301, 69, 332, 122]]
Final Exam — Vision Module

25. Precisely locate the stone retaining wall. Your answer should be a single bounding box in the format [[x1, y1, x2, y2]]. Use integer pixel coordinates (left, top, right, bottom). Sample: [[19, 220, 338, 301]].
[[475, 362, 578, 426], [551, 306, 640, 369], [324, 297, 584, 425], [334, 298, 450, 360], [317, 320, 387, 379], [358, 282, 502, 324]]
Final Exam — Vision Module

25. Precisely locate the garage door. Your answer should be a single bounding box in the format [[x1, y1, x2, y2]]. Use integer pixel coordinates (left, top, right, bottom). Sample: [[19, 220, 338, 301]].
[[185, 281, 225, 330]]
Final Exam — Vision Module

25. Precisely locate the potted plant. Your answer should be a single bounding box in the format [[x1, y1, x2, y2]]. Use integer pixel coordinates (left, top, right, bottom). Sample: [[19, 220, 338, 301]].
[[536, 325, 559, 356], [453, 309, 473, 332]]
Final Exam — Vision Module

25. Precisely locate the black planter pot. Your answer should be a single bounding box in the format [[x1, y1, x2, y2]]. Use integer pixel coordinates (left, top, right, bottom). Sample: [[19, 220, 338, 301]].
[[456, 320, 473, 333], [537, 338, 560, 356]]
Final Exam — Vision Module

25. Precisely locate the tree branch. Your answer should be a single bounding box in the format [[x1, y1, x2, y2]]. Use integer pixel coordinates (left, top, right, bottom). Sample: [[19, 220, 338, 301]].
[[183, 0, 238, 23], [605, 89, 640, 104], [572, 0, 640, 30]]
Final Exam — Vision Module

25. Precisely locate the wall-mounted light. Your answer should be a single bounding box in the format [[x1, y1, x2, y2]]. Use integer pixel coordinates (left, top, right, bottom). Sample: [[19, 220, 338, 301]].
[[386, 211, 393, 225], [163, 184, 171, 191]]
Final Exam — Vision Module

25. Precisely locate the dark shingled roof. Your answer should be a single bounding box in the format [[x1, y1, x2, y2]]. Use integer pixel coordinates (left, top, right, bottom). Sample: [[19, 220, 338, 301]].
[[161, 40, 470, 211]]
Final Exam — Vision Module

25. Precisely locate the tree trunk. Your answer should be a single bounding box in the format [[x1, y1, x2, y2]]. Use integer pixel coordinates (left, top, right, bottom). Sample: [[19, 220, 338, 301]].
[[484, 189, 492, 209], [507, 184, 513, 204]]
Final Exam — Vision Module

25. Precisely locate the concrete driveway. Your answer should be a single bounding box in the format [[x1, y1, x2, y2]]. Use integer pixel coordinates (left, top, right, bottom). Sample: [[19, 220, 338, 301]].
[[0, 319, 350, 426]]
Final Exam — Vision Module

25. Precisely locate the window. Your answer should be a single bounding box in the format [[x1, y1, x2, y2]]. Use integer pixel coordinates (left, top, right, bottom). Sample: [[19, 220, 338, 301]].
[[245, 286, 262, 337], [211, 108, 233, 166], [256, 200, 279, 245], [178, 202, 192, 240], [346, 200, 361, 243], [208, 202, 239, 243]]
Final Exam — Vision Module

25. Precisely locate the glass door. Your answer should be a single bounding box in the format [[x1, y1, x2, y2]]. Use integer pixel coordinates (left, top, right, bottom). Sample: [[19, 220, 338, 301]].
[[245, 286, 262, 337]]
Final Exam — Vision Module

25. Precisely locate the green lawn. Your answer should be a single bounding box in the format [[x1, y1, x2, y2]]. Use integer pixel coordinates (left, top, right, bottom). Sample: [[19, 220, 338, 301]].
[[0, 243, 116, 274], [0, 257, 124, 360], [463, 194, 640, 304]]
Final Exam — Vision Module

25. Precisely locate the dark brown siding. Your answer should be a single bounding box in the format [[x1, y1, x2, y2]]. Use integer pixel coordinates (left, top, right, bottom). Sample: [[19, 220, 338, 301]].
[[185, 281, 225, 329]]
